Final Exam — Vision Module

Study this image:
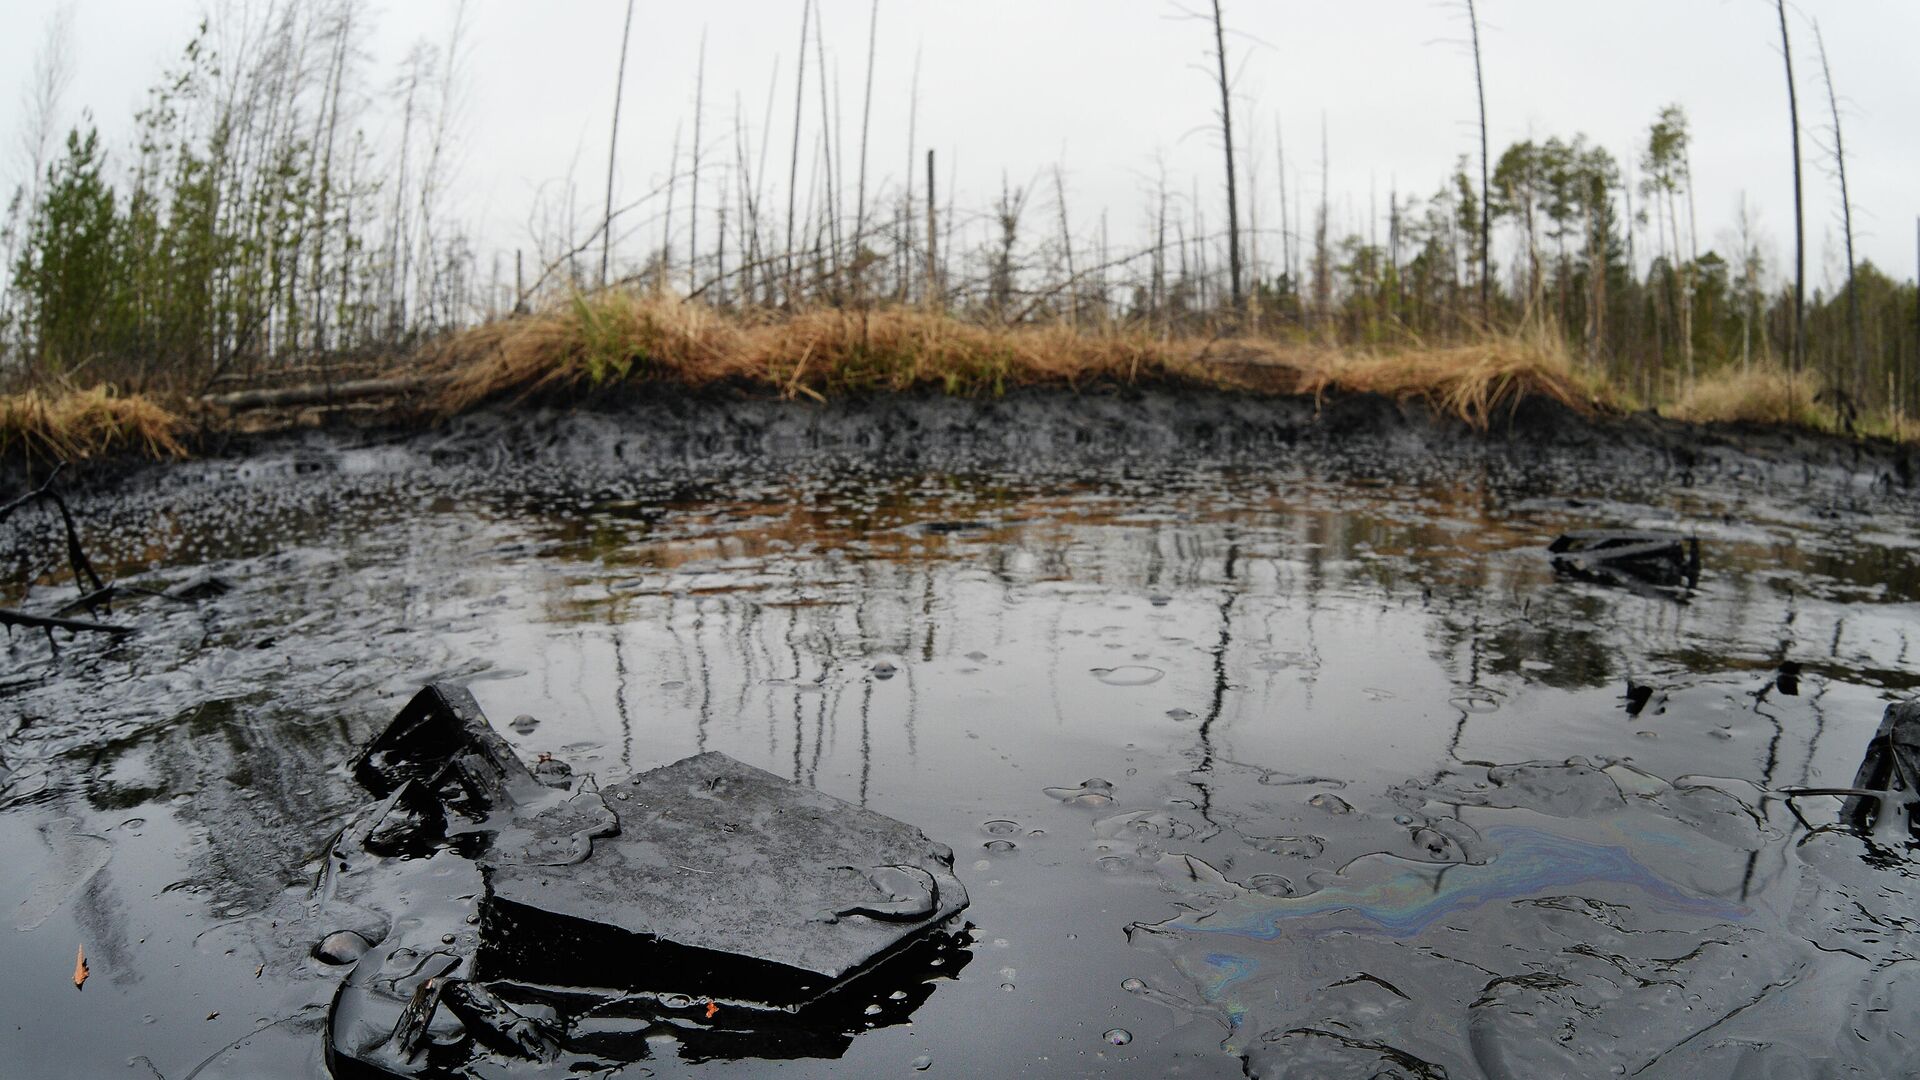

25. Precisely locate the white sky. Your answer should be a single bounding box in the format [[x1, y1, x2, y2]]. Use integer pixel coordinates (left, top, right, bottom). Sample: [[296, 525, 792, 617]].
[[5, 0, 1917, 294]]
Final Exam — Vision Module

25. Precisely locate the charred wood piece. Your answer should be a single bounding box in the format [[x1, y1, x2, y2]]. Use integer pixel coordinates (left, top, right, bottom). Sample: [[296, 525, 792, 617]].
[[1549, 529, 1701, 592], [1780, 701, 1920, 845], [322, 684, 969, 1077], [2, 463, 107, 606]]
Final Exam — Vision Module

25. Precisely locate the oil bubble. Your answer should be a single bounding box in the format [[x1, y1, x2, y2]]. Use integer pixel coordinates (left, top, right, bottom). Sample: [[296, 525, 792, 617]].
[[1247, 873, 1296, 897], [312, 930, 373, 966], [1091, 666, 1165, 686], [1308, 792, 1354, 814]]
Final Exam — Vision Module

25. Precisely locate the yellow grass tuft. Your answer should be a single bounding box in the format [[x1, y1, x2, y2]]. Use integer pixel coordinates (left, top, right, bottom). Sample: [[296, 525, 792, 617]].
[[0, 385, 189, 463], [426, 290, 1607, 430], [1297, 335, 1606, 430], [427, 292, 1219, 410], [1666, 366, 1828, 429]]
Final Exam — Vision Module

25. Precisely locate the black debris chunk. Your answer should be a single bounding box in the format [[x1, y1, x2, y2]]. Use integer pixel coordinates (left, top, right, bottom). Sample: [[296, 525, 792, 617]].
[[1840, 701, 1920, 840], [1623, 680, 1656, 718], [321, 684, 970, 1078], [481, 752, 966, 1009], [1780, 701, 1920, 846], [1549, 529, 1700, 593], [350, 683, 544, 813], [1775, 660, 1802, 697]]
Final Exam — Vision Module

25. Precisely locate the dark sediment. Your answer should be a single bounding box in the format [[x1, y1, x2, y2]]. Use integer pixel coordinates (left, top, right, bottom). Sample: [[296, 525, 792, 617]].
[[20, 386, 1910, 499]]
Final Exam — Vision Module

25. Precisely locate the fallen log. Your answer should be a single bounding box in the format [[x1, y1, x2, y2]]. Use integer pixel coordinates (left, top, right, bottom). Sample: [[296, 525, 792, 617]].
[[202, 374, 445, 412], [0, 608, 132, 637]]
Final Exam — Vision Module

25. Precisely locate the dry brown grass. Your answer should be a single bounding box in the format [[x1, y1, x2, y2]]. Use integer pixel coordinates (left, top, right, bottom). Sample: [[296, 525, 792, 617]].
[[1295, 337, 1608, 430], [0, 385, 189, 463], [1667, 366, 1828, 429], [426, 291, 1606, 429]]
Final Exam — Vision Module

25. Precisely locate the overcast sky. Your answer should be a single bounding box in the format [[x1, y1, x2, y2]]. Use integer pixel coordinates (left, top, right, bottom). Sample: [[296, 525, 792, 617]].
[[5, 0, 1916, 293]]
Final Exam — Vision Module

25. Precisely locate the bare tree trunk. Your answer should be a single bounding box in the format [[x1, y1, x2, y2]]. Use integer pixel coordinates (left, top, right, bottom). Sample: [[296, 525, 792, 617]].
[[785, 0, 811, 306], [755, 59, 781, 306], [1275, 117, 1290, 316], [1815, 22, 1865, 413], [924, 148, 938, 309], [900, 44, 920, 304], [601, 0, 635, 288], [1466, 0, 1491, 326], [941, 151, 956, 301], [852, 0, 878, 308], [1314, 116, 1330, 329], [1053, 166, 1076, 327], [2, 7, 74, 296], [662, 124, 680, 280], [1154, 169, 1168, 328], [1247, 149, 1262, 330], [812, 5, 840, 295], [1388, 181, 1400, 319], [1210, 0, 1243, 312], [716, 202, 727, 305], [732, 98, 757, 303], [1585, 199, 1604, 367], [1681, 141, 1699, 383], [1777, 0, 1806, 375], [689, 26, 707, 294]]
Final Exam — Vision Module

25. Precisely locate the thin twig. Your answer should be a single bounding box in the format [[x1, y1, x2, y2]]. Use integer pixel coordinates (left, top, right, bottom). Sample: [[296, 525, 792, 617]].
[[0, 608, 132, 637]]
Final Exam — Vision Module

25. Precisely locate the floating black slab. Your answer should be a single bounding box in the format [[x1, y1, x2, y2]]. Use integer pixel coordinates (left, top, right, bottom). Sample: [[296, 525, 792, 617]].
[[481, 751, 966, 1009], [1841, 701, 1920, 837], [1779, 700, 1920, 846], [321, 685, 968, 1078], [1549, 528, 1700, 593]]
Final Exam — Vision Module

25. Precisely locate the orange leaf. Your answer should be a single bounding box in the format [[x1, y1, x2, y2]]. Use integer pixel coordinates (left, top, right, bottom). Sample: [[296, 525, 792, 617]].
[[73, 944, 88, 990], [705, 1001, 719, 1019]]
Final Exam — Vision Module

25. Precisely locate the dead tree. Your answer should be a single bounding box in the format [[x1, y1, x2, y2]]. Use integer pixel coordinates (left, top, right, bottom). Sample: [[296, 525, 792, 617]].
[[851, 0, 879, 307], [690, 27, 708, 293], [1814, 21, 1865, 412], [1053, 166, 1076, 326], [925, 148, 939, 309], [1777, 0, 1807, 374], [600, 0, 636, 288], [1466, 0, 1491, 325], [1275, 117, 1291, 312], [785, 0, 811, 305], [1209, 0, 1244, 313]]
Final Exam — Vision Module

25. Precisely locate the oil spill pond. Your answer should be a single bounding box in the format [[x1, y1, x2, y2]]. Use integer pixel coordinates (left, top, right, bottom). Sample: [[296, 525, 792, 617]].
[[4, 439, 1920, 1077]]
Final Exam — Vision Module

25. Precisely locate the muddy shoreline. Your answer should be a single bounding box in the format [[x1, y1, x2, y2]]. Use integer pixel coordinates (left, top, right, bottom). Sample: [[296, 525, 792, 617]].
[[18, 386, 1917, 500], [5, 380, 1920, 1078]]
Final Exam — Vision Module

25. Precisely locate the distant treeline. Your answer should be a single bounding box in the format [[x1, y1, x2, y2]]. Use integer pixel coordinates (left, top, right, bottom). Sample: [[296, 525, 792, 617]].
[[0, 2, 469, 390], [1, 0, 1915, 426]]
